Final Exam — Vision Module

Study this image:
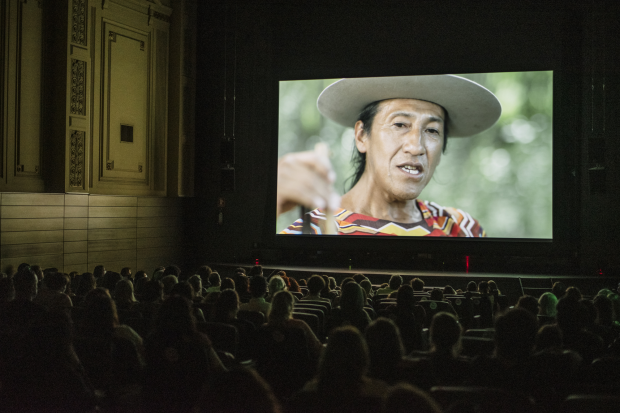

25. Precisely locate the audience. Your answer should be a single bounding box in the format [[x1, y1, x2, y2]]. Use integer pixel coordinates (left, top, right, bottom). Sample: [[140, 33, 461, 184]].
[[1, 261, 619, 412], [376, 274, 403, 295]]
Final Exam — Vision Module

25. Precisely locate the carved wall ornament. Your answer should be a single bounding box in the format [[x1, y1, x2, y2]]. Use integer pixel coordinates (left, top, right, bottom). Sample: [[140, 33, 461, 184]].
[[71, 0, 87, 45], [109, 31, 116, 42], [138, 165, 143, 173], [70, 59, 86, 115], [106, 160, 114, 170], [152, 11, 171, 23], [140, 41, 145, 51], [70, 130, 85, 188]]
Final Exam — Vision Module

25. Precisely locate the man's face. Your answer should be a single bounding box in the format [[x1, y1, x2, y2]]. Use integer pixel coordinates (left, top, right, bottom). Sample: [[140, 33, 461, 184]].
[[355, 98, 445, 201]]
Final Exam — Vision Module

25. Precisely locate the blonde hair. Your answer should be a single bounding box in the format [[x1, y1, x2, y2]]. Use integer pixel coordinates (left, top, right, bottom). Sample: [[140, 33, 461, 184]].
[[268, 290, 294, 325]]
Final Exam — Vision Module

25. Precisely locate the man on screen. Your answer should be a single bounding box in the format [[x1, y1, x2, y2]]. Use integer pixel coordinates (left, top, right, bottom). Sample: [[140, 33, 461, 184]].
[[277, 75, 501, 236]]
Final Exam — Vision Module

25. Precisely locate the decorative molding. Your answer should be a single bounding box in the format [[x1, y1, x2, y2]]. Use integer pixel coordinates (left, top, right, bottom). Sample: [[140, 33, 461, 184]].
[[138, 164, 142, 173], [109, 31, 116, 42], [71, 0, 87, 46], [106, 160, 114, 170], [140, 41, 145, 51], [70, 130, 85, 188], [70, 59, 86, 115], [148, 6, 171, 26]]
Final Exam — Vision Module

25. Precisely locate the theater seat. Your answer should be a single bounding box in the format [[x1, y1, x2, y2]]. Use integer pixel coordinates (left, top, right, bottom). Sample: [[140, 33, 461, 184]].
[[559, 394, 620, 413], [431, 386, 536, 413]]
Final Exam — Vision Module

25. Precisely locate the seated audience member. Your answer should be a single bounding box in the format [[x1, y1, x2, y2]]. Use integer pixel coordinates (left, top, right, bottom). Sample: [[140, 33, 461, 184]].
[[220, 277, 235, 291], [376, 274, 403, 296], [121, 267, 132, 282], [289, 277, 302, 293], [240, 275, 271, 316], [383, 383, 442, 413], [0, 311, 96, 413], [360, 279, 374, 304], [365, 318, 433, 389], [114, 279, 139, 311], [582, 296, 617, 349], [466, 308, 539, 393], [0, 277, 15, 304], [212, 289, 257, 360], [565, 286, 583, 301], [382, 285, 425, 353], [267, 275, 290, 303], [101, 271, 122, 292], [143, 296, 225, 413], [34, 271, 73, 311], [288, 326, 390, 413], [327, 282, 372, 335], [152, 268, 165, 282], [161, 274, 179, 297], [93, 265, 106, 282], [74, 272, 96, 300], [247, 265, 262, 278], [267, 291, 322, 358], [188, 275, 204, 301], [536, 324, 564, 353], [328, 277, 337, 291], [233, 272, 252, 303], [443, 285, 457, 295], [31, 264, 43, 286], [538, 292, 558, 323], [353, 273, 367, 284], [551, 281, 566, 299], [163, 265, 182, 279], [411, 277, 425, 293], [196, 265, 213, 288], [428, 288, 457, 315], [424, 312, 470, 385], [134, 280, 164, 322], [299, 278, 307, 288], [593, 294, 619, 333], [516, 295, 539, 317], [302, 275, 331, 303], [321, 275, 339, 303], [476, 280, 496, 327], [0, 267, 46, 356], [488, 280, 501, 295], [171, 281, 206, 322], [197, 367, 282, 413], [206, 272, 222, 293], [556, 296, 603, 364], [74, 289, 144, 404], [465, 281, 478, 294]]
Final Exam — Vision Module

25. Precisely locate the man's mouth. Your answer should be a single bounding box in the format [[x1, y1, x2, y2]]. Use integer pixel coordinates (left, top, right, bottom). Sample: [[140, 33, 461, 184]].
[[398, 163, 424, 176]]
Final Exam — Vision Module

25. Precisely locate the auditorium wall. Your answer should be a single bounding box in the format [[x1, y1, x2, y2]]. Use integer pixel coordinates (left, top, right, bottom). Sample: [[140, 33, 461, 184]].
[[0, 0, 197, 273]]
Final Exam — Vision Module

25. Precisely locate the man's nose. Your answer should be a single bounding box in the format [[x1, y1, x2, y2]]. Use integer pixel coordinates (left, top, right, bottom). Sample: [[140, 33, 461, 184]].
[[402, 130, 426, 156]]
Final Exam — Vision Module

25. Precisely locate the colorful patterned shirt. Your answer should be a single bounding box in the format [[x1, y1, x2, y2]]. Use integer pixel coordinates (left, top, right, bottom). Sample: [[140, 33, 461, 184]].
[[280, 200, 485, 237]]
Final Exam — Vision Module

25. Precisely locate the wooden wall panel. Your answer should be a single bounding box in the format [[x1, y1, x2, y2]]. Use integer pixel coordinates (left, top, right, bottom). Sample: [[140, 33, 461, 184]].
[[0, 193, 187, 275]]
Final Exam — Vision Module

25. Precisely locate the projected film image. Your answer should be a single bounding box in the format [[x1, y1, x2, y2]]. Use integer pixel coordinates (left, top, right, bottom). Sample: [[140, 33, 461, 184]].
[[276, 72, 553, 238]]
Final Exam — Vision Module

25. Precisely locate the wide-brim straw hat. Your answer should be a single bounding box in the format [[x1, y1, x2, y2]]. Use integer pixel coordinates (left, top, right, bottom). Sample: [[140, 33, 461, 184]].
[[317, 75, 502, 137]]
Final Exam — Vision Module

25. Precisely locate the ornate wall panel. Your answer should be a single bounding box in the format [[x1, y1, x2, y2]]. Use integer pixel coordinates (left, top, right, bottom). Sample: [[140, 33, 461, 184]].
[[15, 0, 43, 178], [69, 130, 85, 188], [71, 0, 87, 46], [100, 23, 149, 184]]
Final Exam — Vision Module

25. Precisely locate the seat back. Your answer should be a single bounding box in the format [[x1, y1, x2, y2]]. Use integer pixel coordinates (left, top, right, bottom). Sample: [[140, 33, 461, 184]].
[[237, 310, 265, 326], [196, 322, 238, 356], [559, 394, 620, 413], [431, 386, 536, 413], [292, 311, 320, 337], [460, 336, 495, 357]]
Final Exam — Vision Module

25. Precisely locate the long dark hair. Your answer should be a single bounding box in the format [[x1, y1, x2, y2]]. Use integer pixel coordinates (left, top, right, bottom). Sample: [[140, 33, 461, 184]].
[[347, 100, 450, 191]]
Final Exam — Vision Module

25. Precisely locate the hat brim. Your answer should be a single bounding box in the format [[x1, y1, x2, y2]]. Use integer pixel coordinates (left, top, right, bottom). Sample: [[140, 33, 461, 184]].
[[317, 75, 502, 137]]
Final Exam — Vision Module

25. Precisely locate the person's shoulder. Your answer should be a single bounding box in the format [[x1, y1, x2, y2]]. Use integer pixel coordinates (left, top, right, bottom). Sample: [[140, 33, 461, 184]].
[[421, 200, 486, 237]]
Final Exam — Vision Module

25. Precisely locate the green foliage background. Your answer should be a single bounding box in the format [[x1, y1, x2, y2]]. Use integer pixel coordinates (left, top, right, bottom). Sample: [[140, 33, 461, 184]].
[[277, 72, 553, 238]]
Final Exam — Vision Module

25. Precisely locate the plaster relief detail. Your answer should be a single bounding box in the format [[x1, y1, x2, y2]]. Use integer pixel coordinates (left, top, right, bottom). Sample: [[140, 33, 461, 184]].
[[70, 59, 86, 115], [71, 0, 87, 45], [70, 130, 85, 188]]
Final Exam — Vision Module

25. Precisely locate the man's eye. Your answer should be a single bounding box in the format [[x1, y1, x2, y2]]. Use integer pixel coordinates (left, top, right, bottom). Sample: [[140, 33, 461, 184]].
[[427, 128, 439, 134], [394, 123, 407, 128]]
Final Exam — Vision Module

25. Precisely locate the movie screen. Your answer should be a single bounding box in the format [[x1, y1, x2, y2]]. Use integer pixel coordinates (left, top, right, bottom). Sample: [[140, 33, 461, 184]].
[[276, 72, 553, 239]]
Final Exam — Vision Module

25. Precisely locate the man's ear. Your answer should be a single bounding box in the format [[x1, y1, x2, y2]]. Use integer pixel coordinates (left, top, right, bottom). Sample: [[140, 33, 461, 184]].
[[354, 120, 368, 153]]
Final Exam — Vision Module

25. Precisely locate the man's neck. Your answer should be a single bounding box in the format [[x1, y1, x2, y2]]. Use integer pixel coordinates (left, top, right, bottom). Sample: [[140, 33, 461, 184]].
[[341, 178, 422, 223]]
